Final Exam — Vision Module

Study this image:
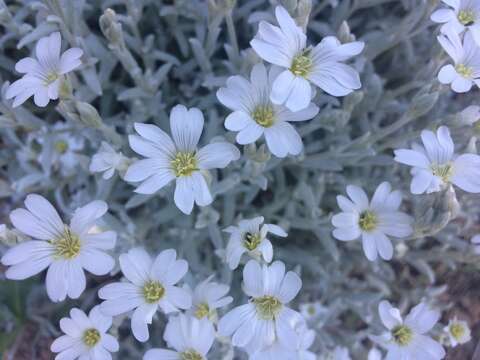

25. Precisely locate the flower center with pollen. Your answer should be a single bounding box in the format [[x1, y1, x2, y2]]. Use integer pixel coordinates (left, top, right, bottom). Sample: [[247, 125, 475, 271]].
[[180, 349, 203, 360], [55, 140, 69, 154], [53, 227, 81, 259], [458, 9, 475, 26], [456, 63, 474, 78], [290, 52, 312, 77], [431, 163, 453, 183], [44, 72, 59, 85], [143, 280, 165, 303], [252, 105, 275, 127], [243, 232, 262, 251], [171, 152, 197, 177], [450, 323, 465, 340], [392, 325, 413, 346], [253, 295, 282, 320], [194, 303, 210, 319], [83, 328, 101, 347], [358, 211, 378, 232]]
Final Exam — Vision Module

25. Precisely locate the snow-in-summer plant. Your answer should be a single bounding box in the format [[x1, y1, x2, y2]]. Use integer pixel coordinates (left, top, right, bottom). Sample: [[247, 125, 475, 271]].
[[1, 0, 479, 359]]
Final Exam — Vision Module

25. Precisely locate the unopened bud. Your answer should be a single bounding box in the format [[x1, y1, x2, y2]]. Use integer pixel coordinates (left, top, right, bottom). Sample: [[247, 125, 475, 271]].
[[99, 8, 124, 47]]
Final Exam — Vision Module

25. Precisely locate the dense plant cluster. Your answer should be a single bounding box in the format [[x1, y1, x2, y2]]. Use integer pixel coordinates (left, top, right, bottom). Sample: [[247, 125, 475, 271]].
[[1, 0, 480, 359]]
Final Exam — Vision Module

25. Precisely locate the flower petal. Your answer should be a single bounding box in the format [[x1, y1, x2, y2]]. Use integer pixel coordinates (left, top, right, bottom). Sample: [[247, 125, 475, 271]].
[[170, 105, 204, 152]]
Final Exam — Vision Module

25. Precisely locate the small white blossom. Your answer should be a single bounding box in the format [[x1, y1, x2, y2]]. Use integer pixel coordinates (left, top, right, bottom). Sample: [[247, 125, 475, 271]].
[[332, 182, 413, 261], [443, 317, 471, 347], [124, 104, 240, 214], [249, 318, 316, 360], [217, 63, 319, 157], [224, 216, 287, 270], [431, 0, 480, 44], [375, 300, 445, 360], [144, 313, 216, 360], [187, 275, 233, 321], [299, 301, 328, 321], [437, 28, 480, 93], [1, 194, 116, 302], [98, 248, 191, 342], [50, 306, 119, 360], [472, 233, 480, 253], [394, 125, 480, 194], [218, 259, 303, 353], [250, 6, 364, 111], [6, 32, 83, 107], [38, 122, 85, 176], [90, 141, 130, 179]]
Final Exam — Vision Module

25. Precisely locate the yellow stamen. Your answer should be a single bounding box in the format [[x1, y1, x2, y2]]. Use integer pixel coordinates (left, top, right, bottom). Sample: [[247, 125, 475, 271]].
[[358, 211, 378, 232], [253, 295, 282, 320], [392, 325, 413, 346], [171, 152, 197, 177], [83, 328, 101, 347], [143, 280, 165, 303], [52, 227, 81, 259], [252, 105, 275, 127], [290, 52, 312, 77]]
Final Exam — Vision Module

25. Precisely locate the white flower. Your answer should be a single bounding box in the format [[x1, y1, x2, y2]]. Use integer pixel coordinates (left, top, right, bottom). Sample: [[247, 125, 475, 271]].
[[217, 63, 319, 157], [443, 317, 471, 347], [471, 233, 480, 254], [437, 28, 480, 93], [375, 300, 445, 360], [249, 320, 316, 360], [144, 313, 216, 360], [223, 216, 287, 270], [50, 306, 119, 360], [394, 125, 480, 194], [6, 32, 83, 107], [0, 194, 116, 302], [250, 6, 364, 111], [299, 301, 328, 321], [431, 0, 480, 44], [188, 275, 233, 321], [124, 104, 240, 214], [331, 182, 413, 261], [218, 260, 303, 352], [90, 141, 130, 180], [38, 122, 84, 175], [98, 248, 191, 342]]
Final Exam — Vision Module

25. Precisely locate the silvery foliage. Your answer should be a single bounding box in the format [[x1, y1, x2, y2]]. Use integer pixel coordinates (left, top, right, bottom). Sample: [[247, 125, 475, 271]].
[[0, 0, 478, 358]]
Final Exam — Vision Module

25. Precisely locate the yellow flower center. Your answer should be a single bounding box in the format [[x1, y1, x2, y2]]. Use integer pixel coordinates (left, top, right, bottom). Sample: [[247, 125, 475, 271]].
[[253, 295, 282, 320], [431, 163, 453, 183], [171, 152, 197, 177], [392, 325, 413, 346], [53, 227, 81, 259], [458, 9, 475, 26], [194, 303, 210, 319], [83, 328, 101, 347], [243, 232, 262, 251], [456, 63, 474, 78], [143, 280, 165, 303], [55, 140, 69, 154], [290, 52, 312, 77], [180, 349, 203, 360], [307, 305, 316, 315], [450, 323, 465, 340], [358, 211, 378, 232], [252, 105, 275, 127], [44, 72, 59, 85]]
